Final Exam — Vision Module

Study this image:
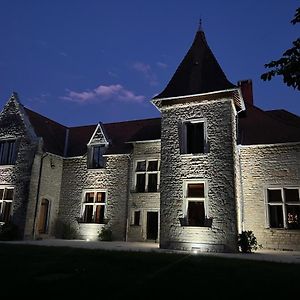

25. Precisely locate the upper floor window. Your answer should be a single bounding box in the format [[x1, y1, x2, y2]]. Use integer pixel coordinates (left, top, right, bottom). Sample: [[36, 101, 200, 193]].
[[182, 119, 206, 154], [183, 181, 209, 227], [0, 187, 14, 223], [81, 191, 106, 224], [135, 159, 160, 193], [266, 187, 300, 229], [0, 140, 17, 165], [87, 145, 106, 169]]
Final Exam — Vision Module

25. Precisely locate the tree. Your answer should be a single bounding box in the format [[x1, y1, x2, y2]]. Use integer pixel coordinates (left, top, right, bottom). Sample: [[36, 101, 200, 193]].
[[261, 8, 300, 91]]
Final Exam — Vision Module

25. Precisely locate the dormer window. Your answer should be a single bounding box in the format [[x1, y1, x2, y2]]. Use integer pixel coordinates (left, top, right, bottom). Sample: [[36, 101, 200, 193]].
[[182, 119, 207, 154], [88, 145, 106, 169], [87, 123, 109, 169], [0, 140, 17, 165]]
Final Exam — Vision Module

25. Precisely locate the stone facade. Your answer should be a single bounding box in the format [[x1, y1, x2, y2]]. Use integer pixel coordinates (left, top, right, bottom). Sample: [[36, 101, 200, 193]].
[[240, 143, 300, 250], [58, 154, 130, 241], [0, 96, 38, 237]]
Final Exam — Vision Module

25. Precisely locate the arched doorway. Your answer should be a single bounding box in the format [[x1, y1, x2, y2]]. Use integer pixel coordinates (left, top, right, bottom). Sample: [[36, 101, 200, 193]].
[[38, 199, 50, 234]]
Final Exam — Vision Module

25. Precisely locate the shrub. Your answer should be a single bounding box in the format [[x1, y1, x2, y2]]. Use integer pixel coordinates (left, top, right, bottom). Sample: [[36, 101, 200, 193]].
[[98, 227, 112, 241], [0, 222, 21, 241], [238, 230, 261, 253], [54, 220, 78, 239]]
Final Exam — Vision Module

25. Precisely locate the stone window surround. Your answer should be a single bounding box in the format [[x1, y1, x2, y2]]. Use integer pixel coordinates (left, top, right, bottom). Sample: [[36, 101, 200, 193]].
[[0, 185, 14, 224], [182, 179, 209, 227], [80, 189, 107, 224], [181, 118, 208, 155], [265, 186, 300, 230], [133, 158, 160, 193]]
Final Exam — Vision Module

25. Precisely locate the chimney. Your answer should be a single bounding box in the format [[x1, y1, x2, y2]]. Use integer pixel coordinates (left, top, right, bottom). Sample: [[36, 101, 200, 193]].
[[238, 79, 253, 105]]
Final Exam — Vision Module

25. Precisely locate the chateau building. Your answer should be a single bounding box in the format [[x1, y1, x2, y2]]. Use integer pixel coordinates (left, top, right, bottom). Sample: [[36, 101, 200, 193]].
[[1, 28, 300, 252]]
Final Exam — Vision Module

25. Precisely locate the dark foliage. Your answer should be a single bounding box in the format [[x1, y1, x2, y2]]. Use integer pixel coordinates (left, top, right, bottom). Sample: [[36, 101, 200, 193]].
[[238, 230, 259, 253], [261, 7, 300, 90], [0, 222, 21, 241]]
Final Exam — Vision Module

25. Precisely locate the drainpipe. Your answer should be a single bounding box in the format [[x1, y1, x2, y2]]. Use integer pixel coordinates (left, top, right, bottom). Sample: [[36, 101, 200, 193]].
[[236, 107, 245, 233], [32, 151, 48, 239], [124, 154, 131, 242]]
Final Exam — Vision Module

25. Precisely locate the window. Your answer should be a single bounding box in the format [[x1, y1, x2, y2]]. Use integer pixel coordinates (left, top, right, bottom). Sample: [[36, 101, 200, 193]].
[[135, 159, 160, 192], [0, 140, 17, 165], [81, 191, 106, 223], [182, 120, 206, 154], [132, 211, 141, 226], [0, 187, 14, 223], [87, 145, 106, 169], [266, 187, 300, 229], [183, 181, 207, 227]]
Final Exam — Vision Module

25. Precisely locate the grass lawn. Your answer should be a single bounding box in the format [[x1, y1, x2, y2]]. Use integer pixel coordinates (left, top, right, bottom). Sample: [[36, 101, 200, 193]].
[[0, 243, 299, 297]]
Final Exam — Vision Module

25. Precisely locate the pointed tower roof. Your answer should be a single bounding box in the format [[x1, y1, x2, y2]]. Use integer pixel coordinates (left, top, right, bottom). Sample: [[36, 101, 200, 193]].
[[153, 28, 235, 99]]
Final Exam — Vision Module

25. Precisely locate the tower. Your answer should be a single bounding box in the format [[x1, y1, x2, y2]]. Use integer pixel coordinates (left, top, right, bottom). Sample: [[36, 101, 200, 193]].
[[152, 28, 245, 252]]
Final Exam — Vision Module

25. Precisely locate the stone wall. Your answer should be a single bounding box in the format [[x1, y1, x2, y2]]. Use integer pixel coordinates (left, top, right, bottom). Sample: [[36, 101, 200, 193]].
[[59, 154, 130, 241], [159, 98, 238, 252], [0, 98, 37, 238], [127, 141, 160, 241], [240, 143, 300, 250]]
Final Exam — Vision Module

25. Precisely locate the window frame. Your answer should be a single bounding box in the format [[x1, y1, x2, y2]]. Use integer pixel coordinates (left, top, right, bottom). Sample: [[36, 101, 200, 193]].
[[134, 159, 160, 193], [182, 180, 209, 227], [0, 139, 17, 166], [181, 118, 207, 155], [265, 186, 300, 230], [80, 190, 107, 224], [0, 186, 14, 224]]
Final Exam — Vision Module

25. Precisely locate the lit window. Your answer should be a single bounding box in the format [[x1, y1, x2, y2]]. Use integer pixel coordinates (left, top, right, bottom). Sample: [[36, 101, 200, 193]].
[[0, 140, 17, 165], [266, 187, 300, 229], [81, 191, 106, 223], [135, 159, 160, 193], [87, 145, 106, 169], [182, 120, 206, 154], [184, 182, 208, 227], [0, 187, 14, 223]]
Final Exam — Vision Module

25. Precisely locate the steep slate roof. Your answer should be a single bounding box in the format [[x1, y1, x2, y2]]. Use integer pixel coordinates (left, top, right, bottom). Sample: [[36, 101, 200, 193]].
[[24, 107, 67, 156], [239, 104, 300, 145], [67, 118, 161, 157], [153, 29, 235, 99], [23, 103, 300, 156]]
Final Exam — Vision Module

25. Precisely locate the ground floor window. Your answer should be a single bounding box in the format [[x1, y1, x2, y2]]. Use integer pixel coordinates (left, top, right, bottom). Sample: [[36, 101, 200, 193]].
[[81, 191, 106, 224], [132, 210, 141, 226], [183, 181, 208, 227], [0, 187, 14, 223], [266, 187, 300, 229]]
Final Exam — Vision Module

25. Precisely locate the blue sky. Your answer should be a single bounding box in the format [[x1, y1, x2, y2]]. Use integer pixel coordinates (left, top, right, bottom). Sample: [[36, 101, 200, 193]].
[[0, 0, 299, 126]]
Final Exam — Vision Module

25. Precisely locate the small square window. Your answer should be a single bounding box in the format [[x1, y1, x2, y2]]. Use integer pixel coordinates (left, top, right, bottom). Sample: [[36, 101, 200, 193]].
[[284, 189, 299, 202], [187, 183, 204, 198], [267, 189, 282, 202], [136, 161, 146, 172], [148, 161, 158, 171]]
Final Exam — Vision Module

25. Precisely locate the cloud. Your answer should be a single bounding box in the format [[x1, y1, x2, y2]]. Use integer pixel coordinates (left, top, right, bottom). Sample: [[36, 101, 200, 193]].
[[132, 61, 158, 86], [61, 84, 145, 104], [156, 61, 168, 68]]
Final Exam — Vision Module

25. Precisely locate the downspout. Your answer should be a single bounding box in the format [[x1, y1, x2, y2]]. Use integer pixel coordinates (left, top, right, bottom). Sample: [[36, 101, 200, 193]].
[[124, 154, 131, 242], [32, 151, 48, 239], [236, 108, 245, 233]]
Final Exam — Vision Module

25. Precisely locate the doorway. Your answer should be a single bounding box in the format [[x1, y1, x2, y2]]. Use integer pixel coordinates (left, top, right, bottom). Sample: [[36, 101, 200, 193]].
[[146, 211, 158, 240], [38, 199, 50, 234]]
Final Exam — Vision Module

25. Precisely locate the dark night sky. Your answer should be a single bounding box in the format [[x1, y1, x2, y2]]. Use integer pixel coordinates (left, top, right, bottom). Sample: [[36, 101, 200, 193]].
[[0, 0, 299, 126]]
